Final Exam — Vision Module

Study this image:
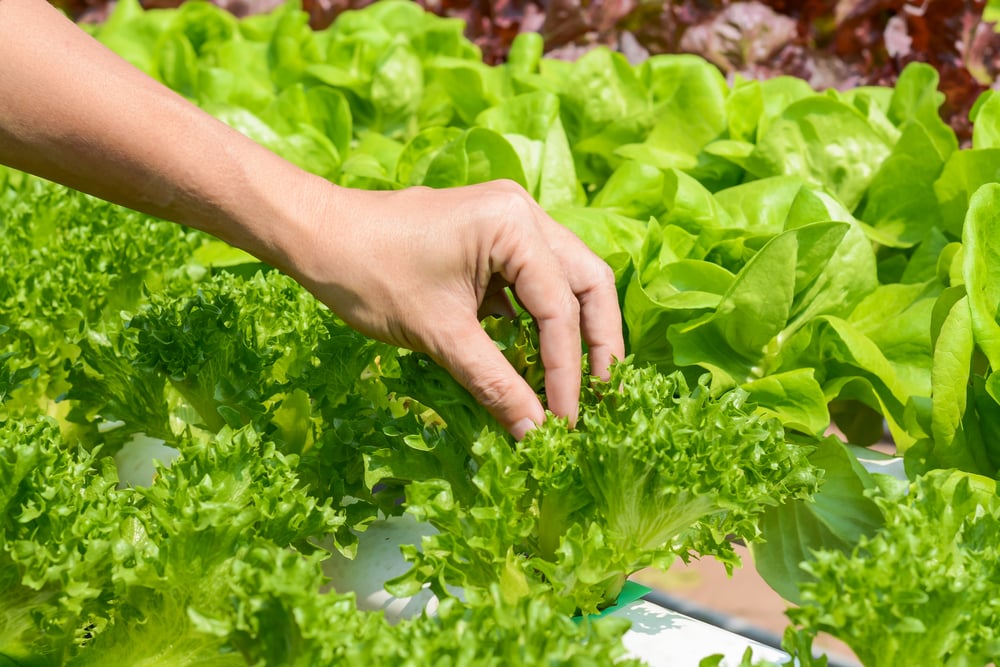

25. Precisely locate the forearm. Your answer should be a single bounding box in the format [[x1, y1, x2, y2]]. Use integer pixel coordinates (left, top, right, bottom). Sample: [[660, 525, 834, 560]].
[[0, 0, 625, 435], [0, 0, 323, 273]]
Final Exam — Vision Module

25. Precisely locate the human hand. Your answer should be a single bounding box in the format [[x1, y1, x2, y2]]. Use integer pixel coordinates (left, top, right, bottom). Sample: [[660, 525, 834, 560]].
[[0, 0, 622, 438], [288, 179, 625, 439]]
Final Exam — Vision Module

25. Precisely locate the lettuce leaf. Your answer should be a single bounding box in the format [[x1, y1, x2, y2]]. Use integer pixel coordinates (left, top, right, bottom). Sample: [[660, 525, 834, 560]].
[[786, 470, 1000, 667], [386, 339, 818, 615]]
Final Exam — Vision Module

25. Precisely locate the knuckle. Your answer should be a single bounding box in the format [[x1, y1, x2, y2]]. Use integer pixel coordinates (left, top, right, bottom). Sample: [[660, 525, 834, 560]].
[[491, 178, 528, 195], [478, 181, 534, 220], [479, 198, 536, 251], [572, 256, 616, 298], [468, 372, 513, 412], [497, 191, 534, 219], [592, 260, 616, 288], [561, 290, 582, 320], [538, 288, 580, 327]]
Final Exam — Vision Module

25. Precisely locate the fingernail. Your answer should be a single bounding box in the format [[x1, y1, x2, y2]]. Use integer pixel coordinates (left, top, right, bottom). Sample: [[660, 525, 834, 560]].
[[511, 418, 536, 441]]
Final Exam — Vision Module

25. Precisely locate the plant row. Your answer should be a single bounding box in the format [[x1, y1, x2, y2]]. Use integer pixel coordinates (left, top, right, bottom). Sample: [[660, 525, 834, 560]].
[[2, 1, 1000, 664]]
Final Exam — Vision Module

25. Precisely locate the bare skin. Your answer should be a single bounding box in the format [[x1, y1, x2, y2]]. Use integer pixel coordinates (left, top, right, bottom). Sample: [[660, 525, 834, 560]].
[[0, 0, 624, 438]]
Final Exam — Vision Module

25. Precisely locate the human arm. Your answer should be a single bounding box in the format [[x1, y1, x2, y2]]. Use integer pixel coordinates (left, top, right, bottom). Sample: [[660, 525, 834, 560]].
[[0, 0, 624, 437]]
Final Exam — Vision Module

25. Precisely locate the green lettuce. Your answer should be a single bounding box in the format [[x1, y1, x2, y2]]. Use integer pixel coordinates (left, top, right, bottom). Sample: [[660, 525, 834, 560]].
[[7, 1, 1000, 661], [0, 419, 120, 666], [785, 470, 1000, 667], [385, 342, 818, 615]]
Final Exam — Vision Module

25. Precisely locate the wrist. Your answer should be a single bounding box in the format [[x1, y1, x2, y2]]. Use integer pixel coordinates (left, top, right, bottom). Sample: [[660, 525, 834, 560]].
[[247, 168, 347, 296], [187, 138, 340, 286]]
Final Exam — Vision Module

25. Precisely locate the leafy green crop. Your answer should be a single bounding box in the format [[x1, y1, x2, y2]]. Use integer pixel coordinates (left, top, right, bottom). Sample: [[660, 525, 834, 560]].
[[0, 419, 120, 665], [0, 418, 640, 666], [4, 0, 1000, 663], [785, 470, 1000, 667]]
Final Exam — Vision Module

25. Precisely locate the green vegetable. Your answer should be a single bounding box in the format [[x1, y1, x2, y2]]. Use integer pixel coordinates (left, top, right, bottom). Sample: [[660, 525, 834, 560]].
[[0, 419, 119, 665], [388, 348, 818, 615], [4, 0, 1000, 661], [785, 470, 1000, 667]]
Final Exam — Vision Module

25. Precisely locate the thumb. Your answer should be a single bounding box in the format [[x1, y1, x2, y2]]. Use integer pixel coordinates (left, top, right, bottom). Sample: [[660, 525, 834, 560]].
[[431, 321, 546, 440]]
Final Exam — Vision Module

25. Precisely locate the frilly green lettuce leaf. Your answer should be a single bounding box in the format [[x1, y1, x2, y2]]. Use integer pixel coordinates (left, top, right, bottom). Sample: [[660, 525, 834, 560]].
[[1, 419, 120, 664], [785, 470, 1000, 667], [390, 349, 818, 615]]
